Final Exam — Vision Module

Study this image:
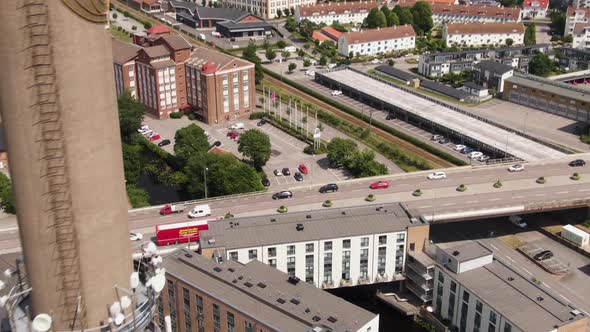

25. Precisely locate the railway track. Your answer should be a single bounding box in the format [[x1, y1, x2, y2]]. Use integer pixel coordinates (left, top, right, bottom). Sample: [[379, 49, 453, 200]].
[[264, 75, 456, 168]]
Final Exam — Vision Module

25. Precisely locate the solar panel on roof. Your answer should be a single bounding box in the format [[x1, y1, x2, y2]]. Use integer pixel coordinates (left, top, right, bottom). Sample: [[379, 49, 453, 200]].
[[257, 282, 267, 288], [327, 316, 338, 323], [290, 298, 300, 305], [244, 282, 253, 287], [213, 267, 222, 272]]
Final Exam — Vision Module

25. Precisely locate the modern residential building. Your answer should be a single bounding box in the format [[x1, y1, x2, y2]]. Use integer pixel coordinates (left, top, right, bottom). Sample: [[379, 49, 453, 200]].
[[565, 7, 590, 37], [398, 0, 521, 25], [112, 38, 142, 98], [573, 0, 590, 9], [432, 241, 588, 332], [160, 248, 380, 332], [199, 204, 431, 289], [573, 23, 590, 49], [443, 22, 525, 47], [521, 0, 549, 19], [559, 47, 590, 70], [338, 25, 416, 57], [185, 47, 255, 124], [295, 1, 384, 25], [503, 73, 590, 122], [472, 60, 514, 92], [418, 44, 550, 76]]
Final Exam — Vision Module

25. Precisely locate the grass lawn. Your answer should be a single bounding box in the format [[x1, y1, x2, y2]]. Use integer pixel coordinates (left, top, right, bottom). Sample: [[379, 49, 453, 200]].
[[109, 26, 132, 43], [498, 234, 525, 249]]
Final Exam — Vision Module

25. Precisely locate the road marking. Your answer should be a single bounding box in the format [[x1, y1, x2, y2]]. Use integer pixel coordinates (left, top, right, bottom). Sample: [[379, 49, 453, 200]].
[[442, 203, 456, 206], [490, 244, 498, 250], [420, 205, 432, 209], [556, 191, 569, 194], [513, 196, 524, 199], [534, 194, 546, 197], [506, 256, 515, 262], [0, 227, 18, 233], [541, 282, 551, 289], [489, 198, 500, 201]]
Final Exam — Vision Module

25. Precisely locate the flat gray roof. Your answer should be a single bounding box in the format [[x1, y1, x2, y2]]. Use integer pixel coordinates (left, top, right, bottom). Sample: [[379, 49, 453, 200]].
[[321, 69, 566, 161], [164, 249, 377, 331], [507, 75, 590, 103], [442, 257, 586, 331], [200, 203, 414, 250], [437, 241, 492, 263]]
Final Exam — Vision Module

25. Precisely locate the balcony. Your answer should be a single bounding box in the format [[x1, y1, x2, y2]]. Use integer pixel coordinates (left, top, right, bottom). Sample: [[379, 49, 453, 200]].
[[406, 260, 434, 281], [406, 280, 433, 303], [406, 269, 434, 291]]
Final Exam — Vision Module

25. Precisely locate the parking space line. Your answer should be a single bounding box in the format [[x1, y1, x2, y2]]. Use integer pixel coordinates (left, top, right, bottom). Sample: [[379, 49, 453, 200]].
[[521, 268, 532, 275]]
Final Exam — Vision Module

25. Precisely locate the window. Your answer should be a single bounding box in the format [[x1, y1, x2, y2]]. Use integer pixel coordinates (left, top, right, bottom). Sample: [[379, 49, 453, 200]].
[[448, 293, 455, 319], [267, 257, 277, 267], [451, 281, 457, 293], [379, 235, 387, 245], [342, 250, 351, 280], [504, 323, 512, 332], [323, 253, 332, 283], [305, 254, 314, 283], [438, 272, 445, 284], [343, 239, 351, 249], [397, 233, 405, 243], [306, 243, 314, 253], [287, 245, 295, 255], [377, 246, 386, 274], [287, 257, 296, 277], [460, 302, 468, 332], [268, 247, 276, 258], [229, 252, 238, 261], [360, 248, 369, 278], [248, 249, 257, 260], [361, 237, 369, 247], [245, 321, 253, 332], [227, 312, 235, 332], [476, 300, 482, 313], [213, 304, 221, 330], [463, 291, 470, 303], [488, 311, 497, 332], [324, 241, 332, 251]]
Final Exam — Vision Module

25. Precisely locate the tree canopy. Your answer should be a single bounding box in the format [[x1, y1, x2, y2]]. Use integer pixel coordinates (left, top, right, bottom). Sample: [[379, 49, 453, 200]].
[[174, 124, 210, 164], [288, 62, 297, 73], [327, 138, 358, 166], [346, 150, 388, 178], [387, 12, 400, 27], [238, 129, 272, 168], [285, 17, 297, 32], [524, 23, 536, 46], [242, 41, 263, 84], [366, 8, 387, 28], [265, 48, 277, 61], [117, 92, 144, 143], [0, 173, 15, 214], [411, 1, 433, 35], [550, 11, 565, 35], [528, 53, 554, 77]]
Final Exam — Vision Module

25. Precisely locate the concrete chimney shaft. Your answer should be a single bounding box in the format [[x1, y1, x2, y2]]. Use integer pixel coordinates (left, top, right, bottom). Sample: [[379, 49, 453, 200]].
[[0, 1, 132, 330]]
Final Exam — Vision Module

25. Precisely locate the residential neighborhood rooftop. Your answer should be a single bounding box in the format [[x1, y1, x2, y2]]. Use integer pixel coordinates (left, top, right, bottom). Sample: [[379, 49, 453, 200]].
[[111, 38, 141, 64], [298, 1, 384, 17], [399, 0, 521, 18], [437, 240, 492, 263], [474, 60, 514, 74], [342, 25, 416, 44], [445, 22, 525, 34]]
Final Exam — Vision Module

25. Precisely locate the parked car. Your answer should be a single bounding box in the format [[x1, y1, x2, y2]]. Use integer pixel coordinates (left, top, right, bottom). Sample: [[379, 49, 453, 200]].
[[148, 131, 159, 139], [431, 135, 444, 141], [461, 147, 474, 154], [509, 215, 527, 228], [454, 144, 466, 151], [187, 204, 211, 218], [230, 122, 245, 130], [149, 134, 161, 141], [261, 178, 271, 187], [298, 164, 308, 174], [319, 183, 339, 193], [468, 151, 483, 159], [159, 204, 186, 215], [508, 164, 525, 172], [257, 119, 267, 126], [211, 141, 222, 147], [158, 139, 171, 147], [370, 180, 390, 189], [331, 90, 342, 96], [138, 125, 150, 134], [273, 169, 283, 176], [294, 172, 304, 181], [272, 191, 293, 199], [427, 171, 447, 180], [305, 70, 315, 76], [386, 113, 396, 120], [129, 232, 143, 241], [282, 168, 291, 176], [569, 159, 586, 167], [438, 137, 450, 144], [228, 131, 239, 140], [479, 155, 490, 162], [534, 250, 554, 261]]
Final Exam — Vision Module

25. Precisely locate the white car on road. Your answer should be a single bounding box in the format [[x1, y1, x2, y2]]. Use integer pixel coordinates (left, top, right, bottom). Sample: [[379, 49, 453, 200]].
[[508, 164, 525, 172], [427, 171, 447, 180], [468, 151, 483, 159], [129, 232, 143, 241], [454, 144, 466, 151], [331, 90, 343, 96], [305, 70, 315, 76], [509, 215, 527, 228]]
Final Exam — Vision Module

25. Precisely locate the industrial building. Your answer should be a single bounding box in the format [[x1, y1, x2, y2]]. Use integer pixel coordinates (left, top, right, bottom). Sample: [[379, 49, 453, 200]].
[[160, 248, 380, 332], [199, 204, 431, 289]]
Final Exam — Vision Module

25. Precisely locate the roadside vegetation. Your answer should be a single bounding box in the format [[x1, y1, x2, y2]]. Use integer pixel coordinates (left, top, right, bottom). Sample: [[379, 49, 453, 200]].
[[0, 173, 15, 214]]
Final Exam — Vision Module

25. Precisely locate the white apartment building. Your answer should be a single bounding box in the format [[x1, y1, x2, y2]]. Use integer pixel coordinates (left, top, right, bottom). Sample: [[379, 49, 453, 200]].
[[521, 0, 548, 19], [573, 0, 590, 8], [432, 241, 588, 332], [338, 25, 416, 57], [295, 1, 383, 25], [398, 0, 521, 26], [443, 22, 525, 47], [573, 23, 590, 49], [566, 7, 590, 36], [199, 204, 429, 289]]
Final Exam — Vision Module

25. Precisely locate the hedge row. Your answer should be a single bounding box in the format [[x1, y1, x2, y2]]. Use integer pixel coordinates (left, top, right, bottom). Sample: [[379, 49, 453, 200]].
[[263, 68, 467, 166], [111, 4, 152, 29]]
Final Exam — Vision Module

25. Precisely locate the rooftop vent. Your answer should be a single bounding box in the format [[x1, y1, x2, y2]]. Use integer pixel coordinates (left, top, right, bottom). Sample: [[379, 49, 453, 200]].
[[257, 282, 267, 289], [277, 298, 286, 304], [571, 309, 582, 316], [327, 316, 338, 323], [290, 298, 300, 305], [208, 238, 216, 244], [288, 276, 300, 285], [452, 251, 460, 256], [232, 279, 237, 283], [507, 277, 514, 281], [244, 282, 253, 288], [296, 224, 304, 231], [238, 276, 244, 280], [271, 218, 277, 222], [213, 267, 222, 272], [184, 253, 193, 258], [228, 268, 235, 272], [341, 211, 346, 215], [376, 207, 383, 211], [537, 296, 544, 301], [305, 308, 311, 313], [312, 316, 321, 322]]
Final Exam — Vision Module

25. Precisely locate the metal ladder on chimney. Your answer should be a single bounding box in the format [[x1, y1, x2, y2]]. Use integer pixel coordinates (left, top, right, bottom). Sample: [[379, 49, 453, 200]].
[[21, 0, 86, 328]]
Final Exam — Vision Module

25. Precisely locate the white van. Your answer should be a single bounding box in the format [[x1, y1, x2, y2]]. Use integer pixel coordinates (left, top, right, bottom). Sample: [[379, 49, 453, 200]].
[[199, 33, 206, 40], [230, 122, 245, 130], [188, 204, 211, 218]]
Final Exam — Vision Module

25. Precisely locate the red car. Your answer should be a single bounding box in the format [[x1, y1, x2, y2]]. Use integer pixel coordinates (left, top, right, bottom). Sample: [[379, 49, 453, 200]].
[[149, 134, 161, 141], [370, 180, 389, 189], [228, 132, 239, 140], [298, 164, 308, 174]]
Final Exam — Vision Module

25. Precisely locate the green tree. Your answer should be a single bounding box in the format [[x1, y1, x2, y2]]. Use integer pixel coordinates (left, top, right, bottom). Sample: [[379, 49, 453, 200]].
[[265, 48, 276, 62], [285, 17, 297, 32], [283, 8, 290, 16], [174, 124, 210, 164], [381, 5, 392, 25], [277, 39, 287, 49], [184, 154, 263, 198], [319, 55, 328, 66], [528, 53, 555, 77], [282, 50, 291, 59], [303, 59, 311, 67], [0, 173, 15, 214], [126, 184, 150, 208], [346, 150, 388, 178], [506, 38, 514, 46], [238, 129, 271, 168], [396, 6, 414, 25], [563, 34, 573, 43], [122, 143, 144, 184], [297, 48, 305, 58], [524, 23, 536, 46], [366, 8, 387, 28], [327, 138, 358, 166], [276, 9, 283, 18], [242, 41, 264, 84], [550, 11, 565, 35], [288, 62, 297, 73], [388, 12, 400, 27], [117, 92, 144, 143], [411, 1, 434, 35], [201, 0, 206, 6]]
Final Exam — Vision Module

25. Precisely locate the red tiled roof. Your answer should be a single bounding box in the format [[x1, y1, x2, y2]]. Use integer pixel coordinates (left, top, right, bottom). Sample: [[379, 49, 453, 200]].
[[322, 27, 343, 39], [298, 1, 384, 17], [312, 31, 331, 42], [398, 0, 520, 19], [342, 25, 416, 44], [147, 25, 171, 35], [522, 0, 548, 9], [567, 6, 590, 17]]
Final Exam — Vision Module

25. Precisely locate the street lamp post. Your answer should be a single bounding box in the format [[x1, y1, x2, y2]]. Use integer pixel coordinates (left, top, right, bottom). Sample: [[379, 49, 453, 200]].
[[204, 167, 209, 199]]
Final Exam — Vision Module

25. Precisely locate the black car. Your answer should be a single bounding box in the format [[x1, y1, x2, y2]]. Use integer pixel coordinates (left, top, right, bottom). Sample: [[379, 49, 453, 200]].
[[261, 178, 271, 187], [319, 183, 339, 193], [569, 159, 586, 167], [282, 168, 291, 176], [257, 119, 267, 126], [294, 172, 303, 181], [386, 113, 396, 120], [272, 191, 293, 200], [211, 141, 222, 148], [158, 139, 171, 147], [533, 250, 554, 261]]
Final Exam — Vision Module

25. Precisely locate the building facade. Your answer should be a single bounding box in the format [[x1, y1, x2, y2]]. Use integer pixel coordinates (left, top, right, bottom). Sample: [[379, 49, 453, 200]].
[[503, 74, 590, 122], [521, 0, 548, 19], [160, 248, 380, 332], [295, 1, 383, 25], [199, 204, 429, 289], [398, 0, 521, 26], [573, 23, 590, 49], [559, 47, 590, 70], [574, 0, 590, 9], [338, 25, 416, 57], [443, 22, 525, 47], [112, 38, 141, 98], [566, 7, 590, 37], [472, 60, 514, 92]]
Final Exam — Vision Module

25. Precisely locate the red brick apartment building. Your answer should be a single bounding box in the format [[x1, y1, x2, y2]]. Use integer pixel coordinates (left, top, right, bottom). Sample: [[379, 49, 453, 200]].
[[111, 30, 254, 124]]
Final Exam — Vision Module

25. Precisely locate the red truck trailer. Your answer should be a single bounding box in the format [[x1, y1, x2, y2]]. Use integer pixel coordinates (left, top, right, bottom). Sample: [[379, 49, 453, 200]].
[[155, 219, 211, 246]]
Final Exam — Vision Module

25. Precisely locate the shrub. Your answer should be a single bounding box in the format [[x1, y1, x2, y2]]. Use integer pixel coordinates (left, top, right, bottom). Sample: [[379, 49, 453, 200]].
[[322, 200, 333, 207], [303, 144, 328, 155], [365, 194, 376, 202], [224, 212, 234, 219], [131, 25, 137, 31], [123, 11, 130, 17], [113, 13, 118, 19], [571, 172, 581, 180], [412, 189, 422, 197], [493, 180, 502, 188], [277, 205, 288, 213], [456, 184, 467, 192], [536, 176, 546, 184], [169, 111, 183, 119], [249, 112, 266, 120], [144, 22, 152, 29], [188, 113, 196, 121]]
